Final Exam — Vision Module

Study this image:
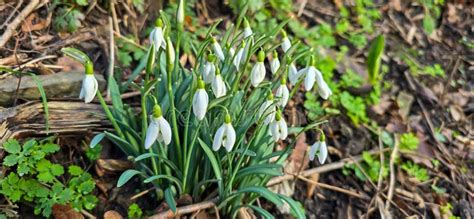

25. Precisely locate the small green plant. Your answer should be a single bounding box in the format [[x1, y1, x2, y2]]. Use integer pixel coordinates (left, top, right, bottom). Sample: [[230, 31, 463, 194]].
[[116, 36, 146, 67], [128, 203, 143, 218], [343, 152, 389, 182], [52, 0, 88, 32], [418, 0, 444, 34], [401, 53, 445, 78], [401, 161, 429, 182], [399, 133, 419, 151], [0, 139, 97, 217], [339, 91, 369, 126]]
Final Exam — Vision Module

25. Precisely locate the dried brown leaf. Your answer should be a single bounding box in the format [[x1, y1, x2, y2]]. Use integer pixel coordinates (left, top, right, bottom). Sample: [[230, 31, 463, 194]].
[[52, 204, 84, 219]]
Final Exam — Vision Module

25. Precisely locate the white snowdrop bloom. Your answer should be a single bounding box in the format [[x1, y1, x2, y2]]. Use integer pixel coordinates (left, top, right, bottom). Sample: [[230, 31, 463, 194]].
[[177, 0, 185, 24], [281, 30, 291, 53], [211, 37, 225, 61], [144, 105, 172, 149], [309, 140, 328, 164], [270, 51, 280, 74], [149, 18, 166, 50], [288, 62, 301, 85], [192, 79, 209, 120], [275, 79, 289, 107], [202, 54, 216, 83], [243, 18, 252, 38], [258, 94, 276, 124], [250, 50, 266, 87], [213, 114, 236, 152], [228, 45, 235, 58], [315, 69, 332, 100], [233, 44, 245, 71], [212, 69, 226, 98], [303, 66, 317, 91], [79, 65, 98, 103], [270, 111, 288, 142], [166, 37, 175, 64]]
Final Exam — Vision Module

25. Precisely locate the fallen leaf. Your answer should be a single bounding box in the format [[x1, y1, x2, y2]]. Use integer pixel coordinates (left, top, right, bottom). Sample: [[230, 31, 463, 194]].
[[372, 94, 392, 115], [449, 105, 464, 121], [306, 173, 319, 198], [396, 91, 414, 122], [447, 3, 460, 23], [103, 210, 123, 219], [52, 204, 84, 219], [21, 13, 50, 32], [238, 207, 257, 219], [96, 159, 134, 173]]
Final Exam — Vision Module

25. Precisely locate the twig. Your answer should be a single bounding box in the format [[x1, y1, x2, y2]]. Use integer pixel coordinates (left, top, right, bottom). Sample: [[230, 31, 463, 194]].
[[13, 55, 57, 70], [110, 0, 121, 36], [148, 201, 216, 219], [0, 0, 40, 48], [385, 134, 399, 212], [294, 175, 367, 199], [81, 209, 96, 219], [267, 148, 390, 186], [0, 0, 24, 29]]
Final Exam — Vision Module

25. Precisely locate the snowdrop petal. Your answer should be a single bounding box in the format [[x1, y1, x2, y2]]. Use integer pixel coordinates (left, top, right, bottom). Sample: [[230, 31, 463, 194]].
[[229, 47, 235, 57], [79, 86, 84, 99], [244, 27, 253, 38], [212, 125, 226, 151], [212, 75, 226, 98], [202, 62, 215, 83], [144, 119, 160, 149], [270, 121, 280, 142], [278, 119, 288, 140], [276, 84, 289, 107], [224, 124, 236, 152], [315, 69, 332, 99], [213, 42, 225, 61], [318, 141, 328, 164], [288, 64, 300, 85], [304, 67, 316, 91], [309, 142, 321, 161], [250, 62, 265, 87], [233, 48, 244, 71], [282, 37, 291, 52], [158, 117, 172, 145], [82, 75, 98, 103], [270, 58, 280, 74], [192, 89, 208, 120]]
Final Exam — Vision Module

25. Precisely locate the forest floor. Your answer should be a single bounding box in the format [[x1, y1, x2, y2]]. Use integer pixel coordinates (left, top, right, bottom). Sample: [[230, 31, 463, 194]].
[[0, 0, 472, 218]]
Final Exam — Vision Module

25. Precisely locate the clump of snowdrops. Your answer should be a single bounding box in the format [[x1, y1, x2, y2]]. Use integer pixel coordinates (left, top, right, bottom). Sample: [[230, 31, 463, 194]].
[[62, 2, 332, 217]]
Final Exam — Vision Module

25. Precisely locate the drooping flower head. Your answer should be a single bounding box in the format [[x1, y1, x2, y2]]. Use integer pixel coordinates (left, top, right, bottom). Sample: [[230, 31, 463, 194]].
[[149, 18, 166, 51], [213, 113, 236, 152], [302, 56, 332, 99], [309, 133, 328, 164], [275, 77, 289, 107], [166, 37, 175, 65], [212, 67, 226, 98], [250, 49, 266, 87], [79, 60, 98, 103], [211, 36, 225, 61], [288, 61, 301, 85], [177, 0, 185, 25], [192, 78, 209, 120], [202, 53, 216, 83], [281, 30, 291, 53], [270, 110, 288, 142], [258, 92, 276, 124], [243, 18, 253, 39], [144, 104, 172, 149], [233, 42, 246, 72], [270, 50, 280, 75]]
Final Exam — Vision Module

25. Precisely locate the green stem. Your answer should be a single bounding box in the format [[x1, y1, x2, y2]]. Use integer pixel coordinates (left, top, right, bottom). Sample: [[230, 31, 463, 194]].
[[96, 92, 125, 139], [182, 122, 202, 193]]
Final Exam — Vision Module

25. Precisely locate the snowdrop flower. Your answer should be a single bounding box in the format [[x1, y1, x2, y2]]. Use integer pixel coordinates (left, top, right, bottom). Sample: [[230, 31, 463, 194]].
[[212, 68, 226, 98], [258, 93, 276, 124], [213, 113, 236, 152], [79, 61, 98, 103], [202, 54, 216, 83], [177, 0, 185, 25], [192, 79, 208, 120], [275, 78, 289, 107], [281, 30, 291, 53], [243, 18, 252, 38], [288, 62, 301, 85], [270, 110, 288, 142], [250, 50, 266, 87], [227, 43, 235, 57], [149, 18, 166, 51], [144, 105, 172, 149], [233, 42, 245, 71], [211, 37, 225, 61], [315, 69, 332, 99], [309, 135, 328, 164], [166, 37, 175, 65], [270, 51, 280, 74]]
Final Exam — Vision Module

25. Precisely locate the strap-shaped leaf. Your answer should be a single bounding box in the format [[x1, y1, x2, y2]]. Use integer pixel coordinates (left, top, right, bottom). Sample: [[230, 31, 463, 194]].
[[117, 169, 141, 187], [143, 175, 183, 194], [234, 186, 283, 206], [61, 47, 92, 64], [165, 187, 177, 213], [198, 138, 224, 196], [90, 133, 105, 148], [367, 35, 385, 85], [278, 195, 306, 219], [236, 164, 283, 180]]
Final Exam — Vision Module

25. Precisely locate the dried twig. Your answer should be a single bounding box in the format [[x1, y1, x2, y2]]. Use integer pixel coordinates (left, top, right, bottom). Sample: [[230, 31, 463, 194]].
[[107, 16, 115, 99], [0, 0, 40, 48], [385, 134, 399, 212], [148, 201, 216, 219], [294, 175, 367, 199]]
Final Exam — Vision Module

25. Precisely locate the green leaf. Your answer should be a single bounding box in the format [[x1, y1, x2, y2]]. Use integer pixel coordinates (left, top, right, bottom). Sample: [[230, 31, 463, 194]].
[[41, 143, 60, 154], [75, 0, 88, 6], [68, 165, 84, 176], [61, 47, 92, 65], [78, 180, 95, 194], [37, 171, 55, 183], [90, 133, 105, 148], [3, 139, 21, 154], [400, 133, 419, 151], [236, 164, 283, 180], [143, 175, 183, 193], [278, 195, 306, 219], [117, 169, 141, 187], [423, 13, 435, 35], [366, 35, 385, 85], [164, 187, 177, 213], [3, 154, 19, 166], [234, 186, 283, 206]]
